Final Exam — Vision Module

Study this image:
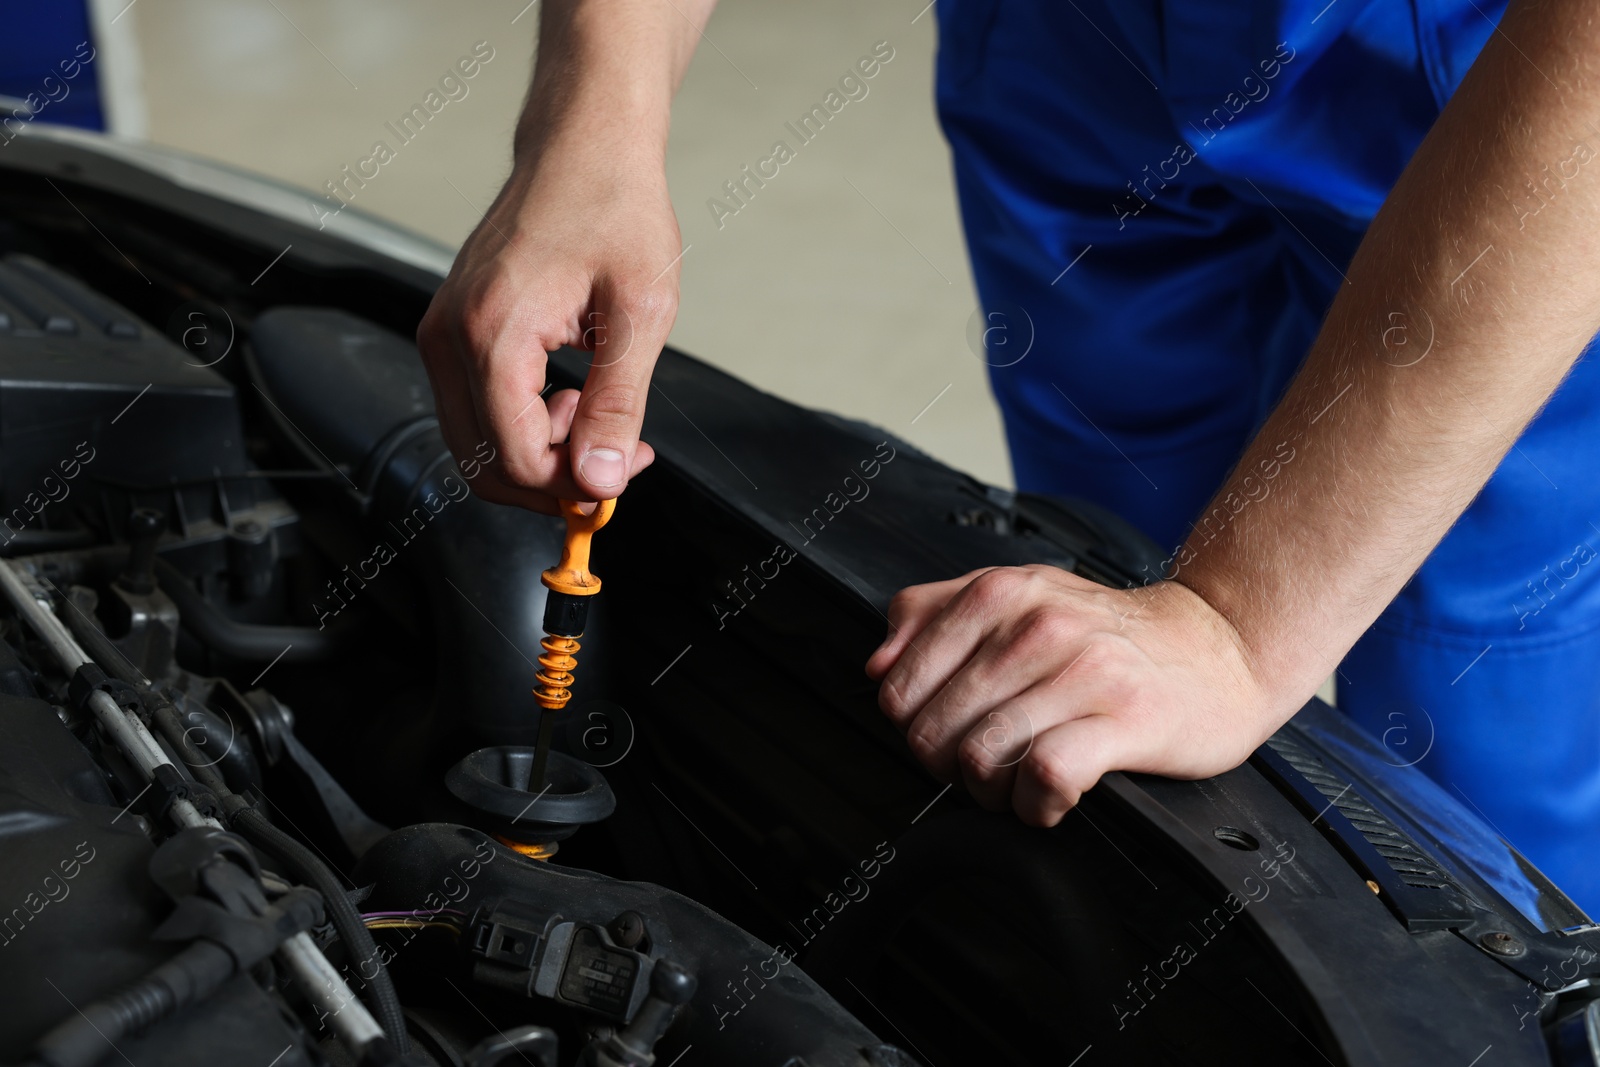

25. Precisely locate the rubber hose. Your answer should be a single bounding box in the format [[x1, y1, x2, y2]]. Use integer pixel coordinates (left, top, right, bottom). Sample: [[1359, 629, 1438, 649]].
[[52, 592, 233, 799], [231, 807, 409, 1053], [149, 699, 232, 798], [34, 576, 399, 1055], [55, 593, 145, 688], [31, 940, 234, 1067], [152, 558, 356, 662], [55, 594, 240, 807]]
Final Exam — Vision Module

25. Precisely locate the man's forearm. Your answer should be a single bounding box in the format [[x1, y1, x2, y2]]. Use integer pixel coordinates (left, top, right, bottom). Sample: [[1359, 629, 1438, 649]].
[[1175, 0, 1600, 704], [515, 0, 717, 165], [418, 0, 712, 510]]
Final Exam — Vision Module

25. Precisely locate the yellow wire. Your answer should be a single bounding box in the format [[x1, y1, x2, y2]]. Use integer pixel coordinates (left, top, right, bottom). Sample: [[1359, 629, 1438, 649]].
[[363, 920, 460, 933]]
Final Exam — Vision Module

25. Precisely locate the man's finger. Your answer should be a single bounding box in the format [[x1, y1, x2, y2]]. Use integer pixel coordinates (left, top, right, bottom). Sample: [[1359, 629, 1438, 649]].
[[418, 330, 489, 472], [547, 388, 581, 445], [418, 331, 561, 511], [465, 330, 578, 496], [879, 568, 1018, 726], [866, 569, 991, 679], [1013, 715, 1129, 827], [904, 626, 1051, 781], [957, 684, 1065, 812], [568, 277, 673, 498]]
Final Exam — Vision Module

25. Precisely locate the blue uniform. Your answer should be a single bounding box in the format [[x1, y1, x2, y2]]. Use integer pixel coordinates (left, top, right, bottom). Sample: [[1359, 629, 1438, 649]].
[[0, 5, 104, 134], [937, 0, 1600, 914]]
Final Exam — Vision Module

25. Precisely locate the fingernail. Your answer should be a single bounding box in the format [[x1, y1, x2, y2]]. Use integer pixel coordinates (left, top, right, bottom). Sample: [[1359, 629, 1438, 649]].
[[579, 448, 626, 489]]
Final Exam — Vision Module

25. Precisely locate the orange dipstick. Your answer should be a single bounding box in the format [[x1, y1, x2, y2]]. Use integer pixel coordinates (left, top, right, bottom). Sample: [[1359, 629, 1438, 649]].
[[533, 498, 615, 713], [533, 635, 583, 712], [541, 498, 615, 596]]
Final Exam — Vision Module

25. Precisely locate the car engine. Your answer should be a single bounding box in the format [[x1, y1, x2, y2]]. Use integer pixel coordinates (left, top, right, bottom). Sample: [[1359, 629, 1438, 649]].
[[5, 126, 1600, 1067]]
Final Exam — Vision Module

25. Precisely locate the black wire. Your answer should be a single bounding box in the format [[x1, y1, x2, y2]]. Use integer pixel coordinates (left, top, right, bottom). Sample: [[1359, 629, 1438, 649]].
[[37, 557, 405, 1052], [101, 642, 407, 1054], [52, 603, 406, 1053], [231, 806, 410, 1053], [50, 579, 146, 687], [29, 941, 235, 1067]]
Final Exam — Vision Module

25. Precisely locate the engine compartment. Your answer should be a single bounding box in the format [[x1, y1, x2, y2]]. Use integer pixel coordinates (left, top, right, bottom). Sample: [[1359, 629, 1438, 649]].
[[0, 243, 929, 1066], [3, 127, 1599, 1067]]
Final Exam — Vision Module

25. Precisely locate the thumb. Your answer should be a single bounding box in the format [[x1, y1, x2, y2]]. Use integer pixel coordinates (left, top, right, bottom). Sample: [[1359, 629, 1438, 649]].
[[569, 282, 673, 498]]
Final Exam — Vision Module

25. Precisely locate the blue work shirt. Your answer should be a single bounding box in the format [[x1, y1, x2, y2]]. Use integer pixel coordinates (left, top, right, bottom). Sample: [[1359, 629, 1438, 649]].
[[937, 0, 1600, 919]]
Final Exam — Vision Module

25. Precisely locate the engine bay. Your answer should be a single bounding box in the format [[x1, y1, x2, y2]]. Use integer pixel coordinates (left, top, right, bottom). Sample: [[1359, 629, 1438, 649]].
[[3, 127, 1600, 1067], [0, 243, 933, 1066]]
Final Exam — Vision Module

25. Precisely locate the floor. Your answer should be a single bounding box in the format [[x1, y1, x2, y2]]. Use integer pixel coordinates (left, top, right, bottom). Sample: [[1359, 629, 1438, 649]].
[[111, 0, 1011, 488]]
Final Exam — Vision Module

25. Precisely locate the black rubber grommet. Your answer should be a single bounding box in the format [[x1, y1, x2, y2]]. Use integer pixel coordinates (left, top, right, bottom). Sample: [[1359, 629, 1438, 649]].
[[445, 746, 615, 842]]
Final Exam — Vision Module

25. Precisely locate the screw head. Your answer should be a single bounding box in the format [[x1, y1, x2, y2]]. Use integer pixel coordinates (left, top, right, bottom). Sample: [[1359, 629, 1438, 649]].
[[1479, 930, 1527, 957]]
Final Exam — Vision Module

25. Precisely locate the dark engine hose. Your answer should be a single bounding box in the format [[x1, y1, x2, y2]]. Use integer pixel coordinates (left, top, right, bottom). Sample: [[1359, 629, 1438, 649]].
[[30, 940, 234, 1067], [231, 807, 409, 1053], [23, 570, 403, 1056], [152, 558, 357, 663], [51, 586, 239, 799], [52, 587, 145, 688]]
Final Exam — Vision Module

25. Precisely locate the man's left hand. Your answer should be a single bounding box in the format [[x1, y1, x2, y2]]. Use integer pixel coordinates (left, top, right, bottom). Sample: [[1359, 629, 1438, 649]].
[[866, 566, 1282, 825]]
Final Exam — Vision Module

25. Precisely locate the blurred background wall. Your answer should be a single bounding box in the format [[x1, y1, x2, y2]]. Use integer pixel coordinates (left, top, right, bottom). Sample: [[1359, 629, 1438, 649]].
[[97, 0, 1010, 487]]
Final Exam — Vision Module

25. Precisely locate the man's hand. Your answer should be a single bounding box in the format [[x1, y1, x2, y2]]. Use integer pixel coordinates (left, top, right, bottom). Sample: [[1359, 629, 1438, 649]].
[[867, 567, 1277, 825], [417, 148, 676, 512], [871, 0, 1600, 822], [416, 0, 714, 513]]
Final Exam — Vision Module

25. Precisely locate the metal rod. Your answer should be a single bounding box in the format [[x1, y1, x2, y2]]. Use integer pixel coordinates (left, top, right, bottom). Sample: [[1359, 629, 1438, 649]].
[[279, 933, 387, 1047], [0, 561, 89, 672], [532, 709, 556, 790], [87, 687, 184, 782], [0, 559, 387, 1056]]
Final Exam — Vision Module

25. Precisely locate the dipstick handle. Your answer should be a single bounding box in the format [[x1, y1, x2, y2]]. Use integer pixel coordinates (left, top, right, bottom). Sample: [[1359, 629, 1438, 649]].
[[541, 498, 615, 596]]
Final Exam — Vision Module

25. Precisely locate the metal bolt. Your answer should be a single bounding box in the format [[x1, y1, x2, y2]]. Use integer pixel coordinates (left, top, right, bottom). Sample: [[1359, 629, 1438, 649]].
[[1479, 931, 1527, 957], [608, 909, 647, 949]]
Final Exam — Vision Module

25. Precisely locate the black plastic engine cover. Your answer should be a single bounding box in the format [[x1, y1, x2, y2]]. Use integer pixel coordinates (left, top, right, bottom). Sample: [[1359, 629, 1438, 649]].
[[0, 255, 248, 536]]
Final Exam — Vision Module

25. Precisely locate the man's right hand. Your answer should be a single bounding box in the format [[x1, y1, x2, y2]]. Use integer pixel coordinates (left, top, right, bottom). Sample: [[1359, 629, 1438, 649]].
[[416, 0, 714, 513]]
